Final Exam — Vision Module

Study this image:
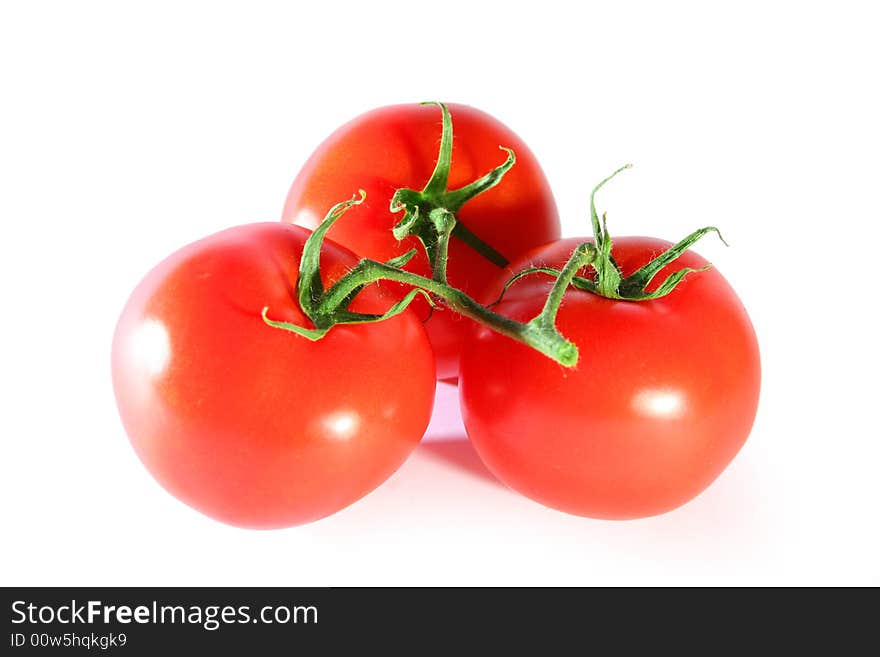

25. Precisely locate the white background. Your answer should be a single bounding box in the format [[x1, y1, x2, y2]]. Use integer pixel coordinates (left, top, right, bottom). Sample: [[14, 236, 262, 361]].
[[2, 1, 878, 586]]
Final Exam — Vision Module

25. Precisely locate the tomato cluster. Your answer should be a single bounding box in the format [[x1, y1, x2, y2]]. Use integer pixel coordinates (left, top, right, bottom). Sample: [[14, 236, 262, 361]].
[[112, 103, 760, 529]]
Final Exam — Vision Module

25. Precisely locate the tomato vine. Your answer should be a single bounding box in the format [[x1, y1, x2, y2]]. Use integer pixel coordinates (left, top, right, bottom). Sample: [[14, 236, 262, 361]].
[[263, 103, 727, 367]]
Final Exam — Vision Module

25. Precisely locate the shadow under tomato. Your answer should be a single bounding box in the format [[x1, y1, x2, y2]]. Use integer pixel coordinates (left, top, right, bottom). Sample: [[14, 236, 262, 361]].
[[418, 436, 503, 488]]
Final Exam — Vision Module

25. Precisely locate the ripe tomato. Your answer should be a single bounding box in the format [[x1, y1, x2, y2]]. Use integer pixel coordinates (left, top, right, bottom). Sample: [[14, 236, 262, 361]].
[[282, 103, 560, 379], [459, 237, 760, 519], [111, 222, 435, 529]]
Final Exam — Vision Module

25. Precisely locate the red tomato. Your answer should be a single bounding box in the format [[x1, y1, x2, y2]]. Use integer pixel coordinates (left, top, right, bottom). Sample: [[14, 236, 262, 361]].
[[111, 223, 435, 529], [282, 103, 560, 379], [459, 237, 760, 519]]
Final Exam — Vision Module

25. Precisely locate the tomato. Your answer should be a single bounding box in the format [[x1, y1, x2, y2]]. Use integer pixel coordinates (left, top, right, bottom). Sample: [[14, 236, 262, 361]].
[[282, 103, 560, 379], [111, 222, 436, 529], [459, 237, 760, 519]]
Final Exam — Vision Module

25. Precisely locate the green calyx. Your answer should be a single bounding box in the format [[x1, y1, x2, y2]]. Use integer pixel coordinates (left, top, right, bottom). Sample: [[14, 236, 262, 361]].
[[389, 102, 514, 278], [262, 191, 435, 340], [493, 165, 727, 305], [263, 189, 582, 366]]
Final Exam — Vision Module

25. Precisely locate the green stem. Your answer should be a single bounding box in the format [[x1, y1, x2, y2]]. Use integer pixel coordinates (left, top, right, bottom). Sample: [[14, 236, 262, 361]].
[[389, 102, 514, 270], [530, 243, 596, 331], [318, 258, 580, 366], [427, 208, 455, 283], [264, 142, 728, 372]]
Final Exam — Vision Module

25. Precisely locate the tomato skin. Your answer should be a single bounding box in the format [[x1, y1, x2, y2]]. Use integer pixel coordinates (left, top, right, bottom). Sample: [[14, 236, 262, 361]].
[[111, 223, 435, 529], [459, 237, 760, 519], [282, 103, 560, 379]]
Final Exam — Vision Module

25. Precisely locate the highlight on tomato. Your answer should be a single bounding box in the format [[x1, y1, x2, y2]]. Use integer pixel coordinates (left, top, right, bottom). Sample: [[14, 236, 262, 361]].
[[458, 168, 761, 519], [111, 217, 436, 529], [281, 102, 560, 379]]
